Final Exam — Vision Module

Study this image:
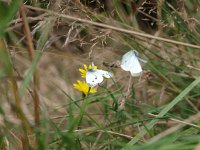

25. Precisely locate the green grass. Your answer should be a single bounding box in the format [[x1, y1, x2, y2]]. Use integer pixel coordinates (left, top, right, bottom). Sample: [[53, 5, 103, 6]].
[[0, 0, 200, 149]]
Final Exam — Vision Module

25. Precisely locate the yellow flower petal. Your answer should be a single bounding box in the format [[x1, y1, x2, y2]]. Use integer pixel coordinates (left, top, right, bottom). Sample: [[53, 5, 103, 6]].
[[79, 64, 97, 78], [94, 66, 97, 70], [79, 68, 87, 78], [73, 80, 96, 95], [84, 64, 87, 70], [89, 88, 96, 93], [79, 69, 85, 73]]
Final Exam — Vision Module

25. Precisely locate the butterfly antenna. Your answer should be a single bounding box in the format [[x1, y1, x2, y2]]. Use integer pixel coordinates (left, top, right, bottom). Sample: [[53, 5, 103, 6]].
[[138, 57, 148, 63], [133, 50, 139, 56], [133, 50, 147, 63], [91, 62, 95, 70]]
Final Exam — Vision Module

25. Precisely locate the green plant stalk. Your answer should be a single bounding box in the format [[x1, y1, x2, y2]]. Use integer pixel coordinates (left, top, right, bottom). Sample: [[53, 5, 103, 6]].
[[19, 3, 40, 127], [68, 95, 90, 131], [19, 16, 52, 99], [0, 39, 31, 149], [123, 75, 200, 149]]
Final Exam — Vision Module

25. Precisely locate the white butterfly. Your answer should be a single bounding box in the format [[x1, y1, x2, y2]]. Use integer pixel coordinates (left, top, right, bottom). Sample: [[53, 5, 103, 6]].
[[86, 64, 113, 87], [121, 50, 146, 76]]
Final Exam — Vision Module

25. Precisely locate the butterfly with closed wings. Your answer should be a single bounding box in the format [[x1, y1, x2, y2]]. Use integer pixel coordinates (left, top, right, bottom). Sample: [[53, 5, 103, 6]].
[[121, 50, 147, 76]]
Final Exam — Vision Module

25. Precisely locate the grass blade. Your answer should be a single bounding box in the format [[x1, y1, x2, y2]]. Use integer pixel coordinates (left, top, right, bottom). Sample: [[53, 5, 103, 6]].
[[124, 75, 200, 149]]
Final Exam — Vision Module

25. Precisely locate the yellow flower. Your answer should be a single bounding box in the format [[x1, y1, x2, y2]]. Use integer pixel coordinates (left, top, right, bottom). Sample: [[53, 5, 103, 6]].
[[73, 80, 96, 95], [79, 64, 97, 78]]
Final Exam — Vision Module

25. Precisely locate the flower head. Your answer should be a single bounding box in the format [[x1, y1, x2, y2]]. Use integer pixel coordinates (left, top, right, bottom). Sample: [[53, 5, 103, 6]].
[[73, 80, 96, 95], [79, 64, 97, 78]]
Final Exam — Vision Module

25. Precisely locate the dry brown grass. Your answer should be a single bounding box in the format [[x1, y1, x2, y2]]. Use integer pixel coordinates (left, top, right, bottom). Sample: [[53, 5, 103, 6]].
[[1, 0, 200, 149]]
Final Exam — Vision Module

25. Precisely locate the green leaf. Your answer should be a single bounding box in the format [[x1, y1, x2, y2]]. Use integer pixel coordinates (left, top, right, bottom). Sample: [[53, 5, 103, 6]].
[[123, 75, 200, 149], [19, 18, 52, 97], [0, 0, 21, 36]]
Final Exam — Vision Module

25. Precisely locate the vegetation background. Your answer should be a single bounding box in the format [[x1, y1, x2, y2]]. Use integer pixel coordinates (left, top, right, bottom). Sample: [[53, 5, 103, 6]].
[[0, 0, 200, 149]]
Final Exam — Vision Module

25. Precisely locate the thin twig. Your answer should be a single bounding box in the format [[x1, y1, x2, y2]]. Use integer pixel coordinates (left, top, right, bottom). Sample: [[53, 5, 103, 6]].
[[19, 5, 35, 59], [91, 132, 103, 149], [60, 128, 133, 140], [19, 4, 40, 126], [148, 113, 200, 129], [148, 112, 200, 143], [25, 5, 200, 49]]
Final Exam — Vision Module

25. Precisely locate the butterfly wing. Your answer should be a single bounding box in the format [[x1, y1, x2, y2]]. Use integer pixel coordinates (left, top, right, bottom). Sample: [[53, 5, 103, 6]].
[[130, 59, 142, 76], [121, 50, 142, 76], [121, 51, 134, 71], [86, 70, 104, 87], [129, 51, 142, 76], [96, 70, 113, 78]]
